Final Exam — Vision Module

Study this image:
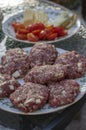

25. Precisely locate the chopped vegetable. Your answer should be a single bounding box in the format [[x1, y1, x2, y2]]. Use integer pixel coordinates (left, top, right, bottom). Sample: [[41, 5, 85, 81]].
[[17, 28, 29, 34], [26, 23, 45, 32], [65, 14, 77, 29], [27, 33, 39, 42], [47, 33, 57, 40], [59, 14, 77, 29], [23, 9, 48, 26], [12, 21, 68, 42], [47, 11, 69, 26], [16, 33, 27, 40]]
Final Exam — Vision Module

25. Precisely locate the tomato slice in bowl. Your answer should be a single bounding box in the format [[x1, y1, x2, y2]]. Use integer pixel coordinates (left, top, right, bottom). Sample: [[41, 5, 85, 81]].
[[27, 33, 39, 42], [16, 33, 27, 40]]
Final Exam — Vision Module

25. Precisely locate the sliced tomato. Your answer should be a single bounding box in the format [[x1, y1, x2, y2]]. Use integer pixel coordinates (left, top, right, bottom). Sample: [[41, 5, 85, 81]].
[[12, 22, 25, 32], [47, 33, 57, 40], [39, 30, 47, 40], [16, 33, 27, 40], [52, 26, 68, 37], [58, 30, 68, 37], [53, 26, 65, 33], [11, 21, 19, 28], [17, 28, 29, 35], [36, 23, 45, 29], [27, 33, 39, 42], [12, 21, 68, 42], [27, 23, 45, 32], [45, 27, 55, 37], [32, 29, 41, 36]]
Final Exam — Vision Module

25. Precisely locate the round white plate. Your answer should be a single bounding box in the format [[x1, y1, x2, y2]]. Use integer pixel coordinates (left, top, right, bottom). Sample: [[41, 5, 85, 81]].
[[2, 4, 81, 44], [0, 47, 86, 115]]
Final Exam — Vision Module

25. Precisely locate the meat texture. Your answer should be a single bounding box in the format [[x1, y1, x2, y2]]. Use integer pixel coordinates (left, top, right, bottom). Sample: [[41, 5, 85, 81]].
[[29, 42, 58, 68], [48, 79, 80, 107], [55, 51, 86, 79], [10, 82, 49, 112], [0, 73, 20, 98], [1, 48, 30, 78], [24, 64, 67, 84]]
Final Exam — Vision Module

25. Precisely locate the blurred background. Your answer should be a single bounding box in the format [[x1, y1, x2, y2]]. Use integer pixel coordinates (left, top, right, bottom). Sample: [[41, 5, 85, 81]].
[[0, 0, 86, 21], [50, 0, 86, 26], [51, 0, 81, 9]]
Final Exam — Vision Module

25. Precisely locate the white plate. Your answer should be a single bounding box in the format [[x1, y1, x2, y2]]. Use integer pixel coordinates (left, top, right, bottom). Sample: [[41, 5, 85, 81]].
[[0, 47, 86, 115], [2, 3, 81, 44]]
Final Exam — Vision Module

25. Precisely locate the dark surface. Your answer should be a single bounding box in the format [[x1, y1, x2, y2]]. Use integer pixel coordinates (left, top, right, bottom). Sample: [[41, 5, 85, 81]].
[[81, 0, 86, 20], [0, 95, 86, 130]]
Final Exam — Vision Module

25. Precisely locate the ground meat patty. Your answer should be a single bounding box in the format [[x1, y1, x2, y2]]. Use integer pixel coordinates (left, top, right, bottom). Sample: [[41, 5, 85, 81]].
[[24, 64, 67, 84], [66, 63, 86, 79], [29, 42, 58, 68], [1, 48, 30, 78], [0, 73, 20, 98], [55, 51, 86, 79], [48, 79, 80, 107], [10, 82, 49, 113]]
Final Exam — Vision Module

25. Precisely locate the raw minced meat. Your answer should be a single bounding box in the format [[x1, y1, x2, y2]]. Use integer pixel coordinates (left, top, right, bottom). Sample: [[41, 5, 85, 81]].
[[0, 73, 20, 98], [1, 48, 30, 78], [10, 82, 49, 112], [55, 51, 86, 79], [48, 79, 80, 107], [29, 42, 58, 68], [24, 64, 67, 84]]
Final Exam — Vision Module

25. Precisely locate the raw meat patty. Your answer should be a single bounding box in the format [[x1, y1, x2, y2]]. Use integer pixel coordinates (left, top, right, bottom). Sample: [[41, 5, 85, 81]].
[[29, 42, 58, 68], [55, 51, 86, 79], [1, 48, 30, 78], [48, 79, 80, 107], [24, 64, 67, 84], [10, 82, 49, 113], [0, 73, 20, 98]]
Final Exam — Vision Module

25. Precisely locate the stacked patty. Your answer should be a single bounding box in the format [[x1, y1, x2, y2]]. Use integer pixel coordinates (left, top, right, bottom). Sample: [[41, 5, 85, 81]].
[[0, 73, 20, 98], [55, 51, 86, 79], [1, 48, 30, 78], [29, 42, 58, 68], [10, 82, 49, 112]]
